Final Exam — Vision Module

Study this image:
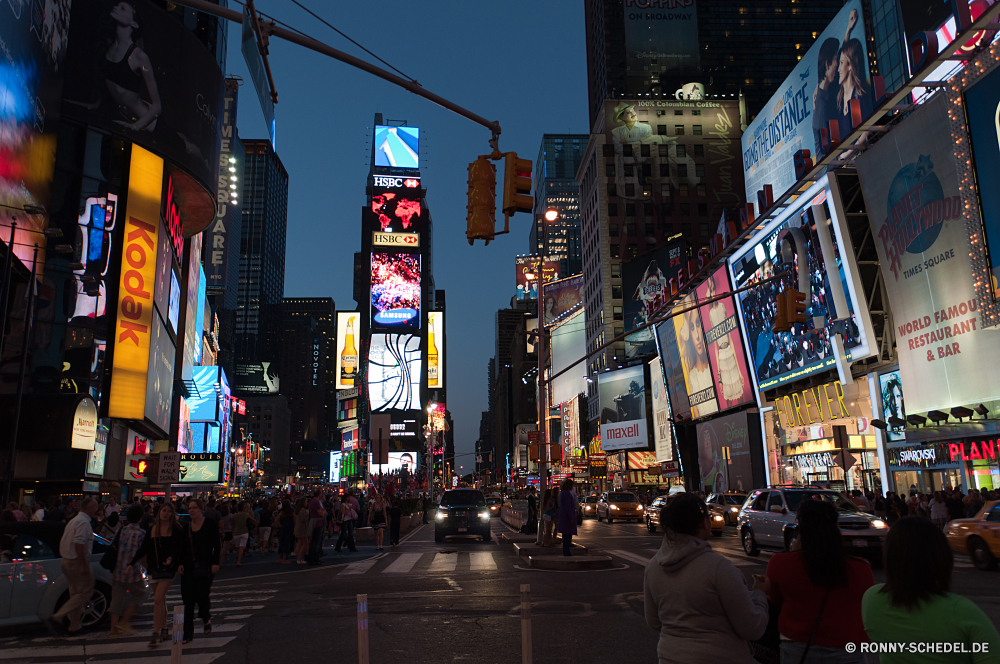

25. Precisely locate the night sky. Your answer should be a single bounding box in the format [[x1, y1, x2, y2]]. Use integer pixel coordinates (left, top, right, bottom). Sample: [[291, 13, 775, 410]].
[[226, 0, 588, 466]]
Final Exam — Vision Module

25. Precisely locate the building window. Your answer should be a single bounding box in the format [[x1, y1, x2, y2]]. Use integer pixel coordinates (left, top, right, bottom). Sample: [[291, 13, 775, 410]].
[[698, 203, 708, 216], [693, 144, 704, 158], [609, 223, 619, 237], [644, 202, 654, 216], [696, 183, 707, 196], [674, 110, 683, 116], [624, 183, 635, 197], [626, 223, 637, 236], [607, 184, 617, 197], [674, 125, 685, 136], [679, 184, 689, 197], [658, 145, 669, 157], [691, 110, 701, 116], [693, 125, 703, 136], [614, 326, 624, 338], [681, 222, 691, 234], [657, 124, 666, 135], [610, 244, 620, 258], [680, 203, 691, 216], [645, 223, 655, 236], [677, 164, 688, 178], [608, 204, 618, 217], [661, 184, 671, 196], [610, 263, 621, 278], [611, 285, 623, 299], [700, 222, 709, 235], [641, 163, 652, 177], [625, 203, 636, 217], [627, 244, 638, 258], [613, 306, 624, 320], [605, 164, 616, 177], [695, 163, 705, 178], [640, 144, 651, 157], [676, 144, 687, 158]]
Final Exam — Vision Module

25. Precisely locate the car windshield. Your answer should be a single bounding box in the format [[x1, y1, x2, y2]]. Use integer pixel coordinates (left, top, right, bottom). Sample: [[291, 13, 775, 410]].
[[608, 493, 636, 503], [440, 490, 486, 507], [584, 497, 598, 504], [783, 490, 861, 513], [724, 495, 747, 505], [486, 498, 500, 505]]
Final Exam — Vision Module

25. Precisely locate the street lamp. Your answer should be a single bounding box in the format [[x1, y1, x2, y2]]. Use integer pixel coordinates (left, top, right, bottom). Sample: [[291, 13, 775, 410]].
[[544, 208, 559, 222], [534, 209, 559, 544]]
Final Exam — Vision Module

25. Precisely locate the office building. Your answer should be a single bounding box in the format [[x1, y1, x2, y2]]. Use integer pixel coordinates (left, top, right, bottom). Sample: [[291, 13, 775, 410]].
[[530, 135, 587, 276], [282, 297, 336, 448], [584, 0, 845, 128], [235, 139, 289, 389], [245, 395, 291, 483]]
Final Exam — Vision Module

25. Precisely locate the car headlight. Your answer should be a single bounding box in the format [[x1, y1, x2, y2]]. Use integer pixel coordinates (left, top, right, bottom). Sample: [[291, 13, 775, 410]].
[[479, 511, 489, 520], [435, 511, 446, 520], [610, 505, 618, 510], [713, 515, 724, 522], [871, 519, 887, 529], [731, 507, 739, 512], [638, 505, 644, 510]]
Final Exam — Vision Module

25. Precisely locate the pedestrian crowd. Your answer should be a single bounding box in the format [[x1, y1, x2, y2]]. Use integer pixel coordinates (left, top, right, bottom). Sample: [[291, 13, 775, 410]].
[[643, 492, 1000, 664]]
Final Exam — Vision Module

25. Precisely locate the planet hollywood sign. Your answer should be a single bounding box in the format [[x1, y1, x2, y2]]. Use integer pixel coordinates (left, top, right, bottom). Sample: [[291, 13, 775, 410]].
[[949, 439, 1000, 462]]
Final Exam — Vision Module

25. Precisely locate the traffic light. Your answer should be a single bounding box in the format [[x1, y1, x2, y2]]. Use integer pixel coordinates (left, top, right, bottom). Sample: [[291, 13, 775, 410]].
[[773, 290, 791, 333], [467, 156, 497, 245], [788, 288, 808, 325], [501, 152, 533, 218]]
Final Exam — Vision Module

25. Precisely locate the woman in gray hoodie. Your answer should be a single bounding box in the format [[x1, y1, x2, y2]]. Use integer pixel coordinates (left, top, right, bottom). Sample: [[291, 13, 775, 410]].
[[643, 493, 769, 664]]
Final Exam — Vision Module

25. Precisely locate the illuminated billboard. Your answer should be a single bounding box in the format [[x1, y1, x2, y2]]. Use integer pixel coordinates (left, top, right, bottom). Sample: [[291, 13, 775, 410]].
[[371, 192, 422, 232], [145, 312, 175, 435], [694, 267, 755, 412], [234, 362, 280, 394], [336, 312, 362, 390], [428, 311, 444, 389], [374, 125, 420, 169], [542, 275, 584, 327], [109, 147, 163, 422], [330, 451, 342, 483], [670, 292, 719, 419], [373, 232, 420, 248], [624, 241, 686, 358], [369, 451, 418, 474], [70, 196, 118, 321], [368, 334, 421, 412], [371, 253, 421, 327], [178, 454, 222, 484], [624, 0, 699, 78], [183, 235, 204, 369], [515, 255, 560, 301], [729, 174, 875, 392], [598, 365, 649, 452]]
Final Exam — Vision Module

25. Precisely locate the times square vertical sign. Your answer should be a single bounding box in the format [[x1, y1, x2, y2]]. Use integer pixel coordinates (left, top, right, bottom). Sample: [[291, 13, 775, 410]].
[[206, 79, 239, 288]]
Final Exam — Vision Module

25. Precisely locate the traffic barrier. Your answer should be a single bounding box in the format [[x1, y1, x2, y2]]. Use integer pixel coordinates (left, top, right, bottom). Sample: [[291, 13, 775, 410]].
[[521, 584, 532, 664], [357, 593, 369, 664], [170, 605, 183, 664], [502, 507, 526, 531]]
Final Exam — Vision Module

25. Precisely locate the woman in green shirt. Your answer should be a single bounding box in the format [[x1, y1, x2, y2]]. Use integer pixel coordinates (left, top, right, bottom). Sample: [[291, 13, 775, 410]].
[[230, 501, 256, 567], [862, 517, 1000, 663]]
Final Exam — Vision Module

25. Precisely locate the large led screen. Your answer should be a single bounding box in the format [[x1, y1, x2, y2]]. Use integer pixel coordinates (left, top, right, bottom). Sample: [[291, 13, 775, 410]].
[[368, 451, 418, 474], [428, 311, 444, 389], [694, 267, 755, 411], [371, 253, 421, 327], [624, 0, 699, 78], [368, 334, 421, 412], [330, 451, 342, 483], [670, 293, 719, 418], [144, 312, 175, 436], [374, 125, 420, 169], [551, 309, 587, 407], [189, 366, 223, 422], [371, 191, 422, 232], [965, 64, 1000, 302], [654, 319, 692, 421], [178, 454, 222, 484], [878, 371, 906, 443], [624, 241, 686, 359], [336, 312, 362, 390], [730, 175, 874, 392], [515, 255, 560, 301], [598, 365, 649, 452], [696, 411, 754, 494]]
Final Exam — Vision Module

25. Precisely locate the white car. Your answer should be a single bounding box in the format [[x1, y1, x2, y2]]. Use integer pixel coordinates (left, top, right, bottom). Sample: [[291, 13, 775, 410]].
[[1, 521, 128, 629]]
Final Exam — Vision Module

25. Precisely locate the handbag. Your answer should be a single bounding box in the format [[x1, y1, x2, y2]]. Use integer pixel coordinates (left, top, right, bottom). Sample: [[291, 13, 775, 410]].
[[99, 529, 122, 572], [749, 600, 781, 664], [797, 587, 832, 664]]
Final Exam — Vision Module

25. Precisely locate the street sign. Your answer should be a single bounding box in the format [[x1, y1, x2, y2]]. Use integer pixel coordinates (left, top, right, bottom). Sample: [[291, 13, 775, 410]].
[[158, 452, 180, 484], [832, 451, 857, 469], [242, 8, 276, 147], [662, 461, 680, 478], [527, 431, 539, 443]]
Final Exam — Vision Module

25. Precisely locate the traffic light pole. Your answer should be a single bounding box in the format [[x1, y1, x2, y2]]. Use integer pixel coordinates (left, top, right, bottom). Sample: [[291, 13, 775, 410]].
[[535, 273, 547, 546]]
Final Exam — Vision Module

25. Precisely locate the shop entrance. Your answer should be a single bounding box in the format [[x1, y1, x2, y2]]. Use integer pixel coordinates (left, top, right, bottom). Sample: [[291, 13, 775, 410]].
[[893, 469, 963, 495]]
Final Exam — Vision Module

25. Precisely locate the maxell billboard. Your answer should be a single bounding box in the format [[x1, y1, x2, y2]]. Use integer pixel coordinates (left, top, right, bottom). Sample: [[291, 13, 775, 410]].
[[598, 365, 650, 452]]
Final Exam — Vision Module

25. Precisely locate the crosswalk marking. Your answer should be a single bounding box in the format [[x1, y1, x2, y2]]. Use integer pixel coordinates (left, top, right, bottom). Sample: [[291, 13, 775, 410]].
[[0, 637, 236, 660], [342, 558, 381, 575], [469, 552, 497, 571], [383, 552, 423, 574], [607, 549, 651, 566], [166, 590, 274, 600], [427, 553, 458, 572], [89, 654, 225, 664]]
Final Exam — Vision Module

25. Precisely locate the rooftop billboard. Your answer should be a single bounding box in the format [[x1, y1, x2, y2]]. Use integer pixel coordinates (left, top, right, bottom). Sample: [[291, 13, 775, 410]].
[[374, 125, 419, 170], [624, 241, 686, 359]]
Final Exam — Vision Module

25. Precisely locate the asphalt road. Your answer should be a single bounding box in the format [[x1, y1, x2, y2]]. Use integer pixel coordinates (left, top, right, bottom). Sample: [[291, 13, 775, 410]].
[[3, 517, 1000, 663]]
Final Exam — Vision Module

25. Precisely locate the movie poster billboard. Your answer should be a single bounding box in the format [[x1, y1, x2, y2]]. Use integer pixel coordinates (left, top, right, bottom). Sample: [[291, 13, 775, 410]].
[[671, 293, 718, 418], [371, 253, 421, 327], [964, 64, 1000, 302], [879, 370, 906, 443], [624, 241, 686, 358], [623, 0, 699, 79], [368, 334, 421, 412], [61, 0, 224, 194], [856, 94, 1000, 414], [542, 275, 584, 326], [741, 1, 870, 204], [695, 267, 755, 411], [729, 174, 875, 391], [696, 410, 754, 493], [515, 255, 560, 301], [649, 357, 673, 462], [654, 319, 691, 420], [0, 0, 71, 269], [598, 365, 649, 452]]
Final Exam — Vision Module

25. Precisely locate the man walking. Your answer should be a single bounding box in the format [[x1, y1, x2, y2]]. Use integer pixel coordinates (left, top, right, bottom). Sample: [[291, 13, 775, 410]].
[[306, 490, 326, 565], [107, 506, 147, 637], [46, 498, 98, 635]]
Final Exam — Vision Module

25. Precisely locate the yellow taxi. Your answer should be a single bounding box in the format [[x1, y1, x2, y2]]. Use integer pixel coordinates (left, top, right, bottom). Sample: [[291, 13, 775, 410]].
[[644, 493, 723, 537], [596, 491, 644, 523], [945, 500, 1000, 570]]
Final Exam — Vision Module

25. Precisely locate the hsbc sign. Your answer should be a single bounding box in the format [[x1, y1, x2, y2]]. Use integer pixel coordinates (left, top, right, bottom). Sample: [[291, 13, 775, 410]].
[[600, 418, 649, 452], [373, 232, 420, 248], [373, 175, 420, 188]]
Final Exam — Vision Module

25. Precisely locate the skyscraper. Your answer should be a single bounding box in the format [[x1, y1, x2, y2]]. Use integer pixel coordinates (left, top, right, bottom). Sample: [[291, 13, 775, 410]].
[[282, 297, 337, 446], [584, 0, 845, 129], [530, 135, 587, 276], [235, 139, 289, 394]]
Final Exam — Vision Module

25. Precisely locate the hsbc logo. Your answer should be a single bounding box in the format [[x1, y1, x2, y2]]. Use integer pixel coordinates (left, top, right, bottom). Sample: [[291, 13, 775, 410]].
[[373, 232, 420, 247], [373, 175, 420, 188]]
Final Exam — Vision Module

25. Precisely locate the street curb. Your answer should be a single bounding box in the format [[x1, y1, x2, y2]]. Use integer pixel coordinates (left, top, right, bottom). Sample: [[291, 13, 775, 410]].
[[527, 555, 613, 570], [514, 542, 588, 557]]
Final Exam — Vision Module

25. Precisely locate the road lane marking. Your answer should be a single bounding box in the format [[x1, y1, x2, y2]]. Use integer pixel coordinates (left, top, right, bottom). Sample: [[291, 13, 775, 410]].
[[428, 553, 458, 572], [342, 558, 381, 575], [0, 637, 236, 660], [469, 552, 497, 571], [383, 553, 423, 573], [87, 654, 225, 664]]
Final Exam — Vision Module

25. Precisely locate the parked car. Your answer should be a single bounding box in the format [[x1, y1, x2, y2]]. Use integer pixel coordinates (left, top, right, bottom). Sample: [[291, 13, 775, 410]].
[[737, 487, 888, 565], [945, 500, 1000, 570], [596, 492, 644, 523], [581, 495, 600, 519], [0, 521, 128, 629], [706, 492, 748, 526], [435, 489, 492, 542]]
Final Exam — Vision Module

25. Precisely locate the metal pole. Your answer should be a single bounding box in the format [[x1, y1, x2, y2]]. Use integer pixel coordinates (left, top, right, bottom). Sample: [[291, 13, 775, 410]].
[[357, 594, 369, 664], [520, 584, 533, 664], [3, 244, 38, 509], [0, 223, 17, 365], [536, 272, 546, 546]]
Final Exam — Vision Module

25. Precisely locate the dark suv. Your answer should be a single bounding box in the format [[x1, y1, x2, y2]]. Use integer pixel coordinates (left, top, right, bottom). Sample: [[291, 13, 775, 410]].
[[435, 489, 492, 542], [737, 487, 888, 565]]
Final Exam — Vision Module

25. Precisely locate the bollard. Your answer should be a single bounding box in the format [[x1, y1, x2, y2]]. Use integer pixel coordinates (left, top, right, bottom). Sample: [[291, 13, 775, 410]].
[[357, 593, 369, 664], [170, 605, 183, 664], [520, 584, 532, 664]]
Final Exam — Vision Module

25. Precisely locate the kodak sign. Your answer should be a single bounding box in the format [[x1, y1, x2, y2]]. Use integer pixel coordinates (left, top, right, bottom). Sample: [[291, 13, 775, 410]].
[[109, 146, 164, 420], [372, 231, 419, 248]]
